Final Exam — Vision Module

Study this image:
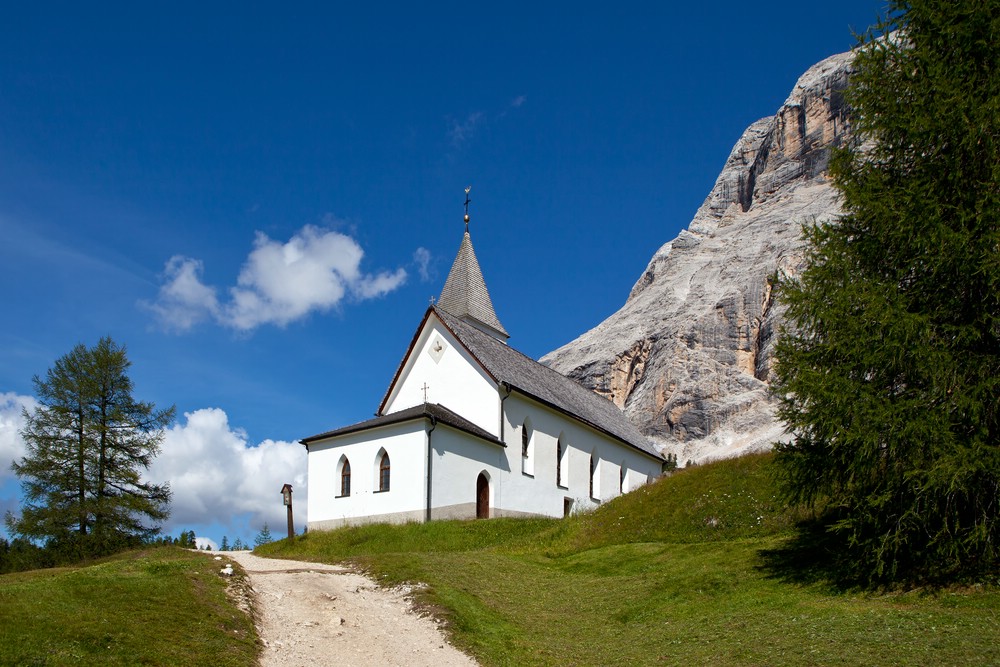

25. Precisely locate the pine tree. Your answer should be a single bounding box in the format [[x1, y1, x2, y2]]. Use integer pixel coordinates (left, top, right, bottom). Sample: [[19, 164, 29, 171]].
[[774, 1, 1000, 584], [254, 523, 273, 547], [220, 536, 229, 551], [7, 337, 174, 558]]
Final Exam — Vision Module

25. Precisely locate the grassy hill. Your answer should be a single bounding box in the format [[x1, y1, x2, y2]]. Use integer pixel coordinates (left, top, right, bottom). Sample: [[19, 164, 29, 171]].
[[258, 453, 1000, 666], [0, 547, 257, 666], [3, 455, 994, 666]]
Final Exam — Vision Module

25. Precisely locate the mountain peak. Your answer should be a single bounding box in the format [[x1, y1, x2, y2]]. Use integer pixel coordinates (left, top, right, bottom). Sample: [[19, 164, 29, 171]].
[[542, 49, 853, 464]]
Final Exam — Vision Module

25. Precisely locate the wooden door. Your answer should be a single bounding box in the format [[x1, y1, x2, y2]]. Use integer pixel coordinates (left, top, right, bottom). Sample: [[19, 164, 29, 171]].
[[476, 473, 489, 519]]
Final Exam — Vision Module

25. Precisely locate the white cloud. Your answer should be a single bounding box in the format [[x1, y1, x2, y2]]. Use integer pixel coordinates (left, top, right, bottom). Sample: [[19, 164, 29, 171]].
[[147, 408, 306, 535], [147, 225, 410, 332], [449, 97, 525, 145], [350, 268, 409, 300], [145, 256, 221, 331], [413, 247, 432, 282], [0, 398, 305, 542], [195, 536, 219, 550], [0, 393, 36, 482], [449, 111, 485, 146]]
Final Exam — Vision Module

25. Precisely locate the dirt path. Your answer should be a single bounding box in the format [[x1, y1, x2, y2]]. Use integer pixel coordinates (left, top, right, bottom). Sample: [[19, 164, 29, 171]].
[[217, 551, 478, 667]]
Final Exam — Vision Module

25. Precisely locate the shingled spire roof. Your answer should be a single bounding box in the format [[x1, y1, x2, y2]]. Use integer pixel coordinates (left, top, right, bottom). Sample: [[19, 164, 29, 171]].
[[437, 230, 509, 341]]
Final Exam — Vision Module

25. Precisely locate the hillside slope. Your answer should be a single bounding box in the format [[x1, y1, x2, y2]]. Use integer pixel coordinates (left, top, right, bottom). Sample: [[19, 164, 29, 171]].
[[259, 457, 1000, 666], [542, 50, 853, 463]]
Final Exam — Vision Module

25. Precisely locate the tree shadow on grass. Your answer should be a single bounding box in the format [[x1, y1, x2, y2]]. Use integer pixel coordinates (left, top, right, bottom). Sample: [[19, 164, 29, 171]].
[[756, 516, 868, 592]]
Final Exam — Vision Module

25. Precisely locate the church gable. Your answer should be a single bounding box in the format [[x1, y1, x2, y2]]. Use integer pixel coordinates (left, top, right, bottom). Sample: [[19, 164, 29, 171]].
[[379, 309, 500, 437], [377, 304, 661, 462]]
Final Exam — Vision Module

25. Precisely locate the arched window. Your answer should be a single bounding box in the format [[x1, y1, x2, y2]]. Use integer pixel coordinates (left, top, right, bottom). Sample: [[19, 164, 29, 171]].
[[340, 458, 352, 497], [378, 452, 390, 492], [590, 453, 598, 499], [556, 438, 565, 488], [521, 419, 534, 476]]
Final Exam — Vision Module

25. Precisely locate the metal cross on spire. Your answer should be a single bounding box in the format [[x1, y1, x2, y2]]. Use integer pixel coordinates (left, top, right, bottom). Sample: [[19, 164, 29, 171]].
[[463, 186, 472, 232]]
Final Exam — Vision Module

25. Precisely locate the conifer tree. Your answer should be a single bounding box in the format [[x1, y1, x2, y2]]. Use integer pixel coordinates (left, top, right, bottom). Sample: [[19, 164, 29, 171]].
[[774, 0, 1000, 584], [254, 523, 273, 547], [7, 337, 174, 558]]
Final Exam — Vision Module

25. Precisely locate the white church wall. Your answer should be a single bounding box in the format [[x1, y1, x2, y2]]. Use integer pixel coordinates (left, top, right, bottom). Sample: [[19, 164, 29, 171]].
[[501, 394, 660, 518], [306, 422, 429, 531], [427, 426, 509, 520], [383, 317, 499, 437]]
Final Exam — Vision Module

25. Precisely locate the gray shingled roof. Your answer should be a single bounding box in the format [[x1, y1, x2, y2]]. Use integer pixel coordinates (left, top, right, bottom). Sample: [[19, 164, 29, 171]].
[[301, 402, 505, 447], [433, 307, 662, 460], [436, 231, 509, 340]]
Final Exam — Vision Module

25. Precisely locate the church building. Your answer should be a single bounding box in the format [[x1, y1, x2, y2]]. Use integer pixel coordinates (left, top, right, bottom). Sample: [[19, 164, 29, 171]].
[[302, 203, 664, 530]]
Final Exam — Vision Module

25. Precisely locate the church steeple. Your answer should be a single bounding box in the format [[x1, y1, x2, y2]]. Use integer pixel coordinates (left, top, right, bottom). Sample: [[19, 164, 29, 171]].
[[436, 188, 510, 342]]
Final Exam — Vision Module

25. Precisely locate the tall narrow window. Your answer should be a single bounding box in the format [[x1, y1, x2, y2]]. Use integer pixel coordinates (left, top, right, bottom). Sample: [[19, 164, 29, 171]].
[[379, 452, 391, 492], [521, 420, 534, 476], [590, 454, 597, 499], [556, 439, 564, 488], [341, 458, 352, 497], [619, 464, 626, 494]]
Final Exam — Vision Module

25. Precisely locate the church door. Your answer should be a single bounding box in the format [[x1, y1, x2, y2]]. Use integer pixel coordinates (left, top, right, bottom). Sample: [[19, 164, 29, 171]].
[[476, 473, 489, 519]]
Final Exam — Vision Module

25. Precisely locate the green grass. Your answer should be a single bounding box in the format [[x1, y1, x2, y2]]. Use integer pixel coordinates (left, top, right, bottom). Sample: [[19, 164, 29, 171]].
[[258, 453, 1000, 666], [0, 547, 257, 666]]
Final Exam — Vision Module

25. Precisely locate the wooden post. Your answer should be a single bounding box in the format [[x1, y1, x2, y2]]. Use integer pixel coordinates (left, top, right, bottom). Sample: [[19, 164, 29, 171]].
[[280, 483, 294, 539]]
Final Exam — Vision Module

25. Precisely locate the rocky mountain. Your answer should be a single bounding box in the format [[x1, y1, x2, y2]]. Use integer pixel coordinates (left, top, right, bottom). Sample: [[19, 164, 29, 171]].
[[541, 50, 854, 464]]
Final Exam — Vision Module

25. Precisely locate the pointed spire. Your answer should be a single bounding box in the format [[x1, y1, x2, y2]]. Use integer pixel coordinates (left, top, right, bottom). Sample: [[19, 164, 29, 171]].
[[437, 188, 509, 341]]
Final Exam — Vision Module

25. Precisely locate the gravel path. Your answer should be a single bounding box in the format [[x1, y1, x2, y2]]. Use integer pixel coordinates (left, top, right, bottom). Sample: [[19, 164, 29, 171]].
[[217, 551, 478, 667]]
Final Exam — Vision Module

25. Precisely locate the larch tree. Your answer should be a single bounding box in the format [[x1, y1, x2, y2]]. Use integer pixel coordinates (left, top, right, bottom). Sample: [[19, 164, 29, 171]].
[[774, 0, 1000, 585], [87, 337, 173, 545], [9, 343, 96, 543], [7, 337, 174, 558]]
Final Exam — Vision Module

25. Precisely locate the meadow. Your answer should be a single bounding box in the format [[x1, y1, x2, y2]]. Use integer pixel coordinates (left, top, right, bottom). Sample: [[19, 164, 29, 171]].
[[257, 453, 1000, 666], [0, 548, 257, 666], [3, 453, 996, 666]]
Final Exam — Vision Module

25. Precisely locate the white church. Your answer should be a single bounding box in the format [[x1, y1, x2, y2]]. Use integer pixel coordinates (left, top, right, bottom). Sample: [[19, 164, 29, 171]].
[[303, 206, 664, 530]]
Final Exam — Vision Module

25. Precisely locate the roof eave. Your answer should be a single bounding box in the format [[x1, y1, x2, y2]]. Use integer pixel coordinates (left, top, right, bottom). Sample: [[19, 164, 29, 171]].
[[302, 403, 505, 449], [504, 383, 663, 461]]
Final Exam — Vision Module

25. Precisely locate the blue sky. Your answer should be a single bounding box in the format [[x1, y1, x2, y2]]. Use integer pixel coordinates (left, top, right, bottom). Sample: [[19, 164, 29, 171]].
[[0, 1, 883, 546]]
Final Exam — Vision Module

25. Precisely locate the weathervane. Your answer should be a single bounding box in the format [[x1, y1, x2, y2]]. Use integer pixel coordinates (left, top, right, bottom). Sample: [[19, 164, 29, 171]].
[[464, 186, 472, 232]]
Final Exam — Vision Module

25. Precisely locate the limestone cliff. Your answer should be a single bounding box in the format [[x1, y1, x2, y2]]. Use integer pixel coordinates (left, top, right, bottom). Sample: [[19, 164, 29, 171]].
[[541, 50, 853, 464]]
